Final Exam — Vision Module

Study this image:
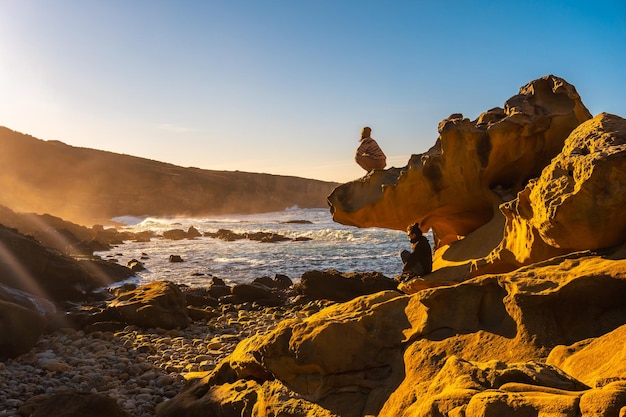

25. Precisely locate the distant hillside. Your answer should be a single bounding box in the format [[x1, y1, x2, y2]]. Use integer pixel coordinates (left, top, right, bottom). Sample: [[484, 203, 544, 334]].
[[0, 127, 339, 225]]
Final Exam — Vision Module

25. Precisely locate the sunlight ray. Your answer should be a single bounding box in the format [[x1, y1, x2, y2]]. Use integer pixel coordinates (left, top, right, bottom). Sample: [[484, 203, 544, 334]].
[[0, 239, 51, 302]]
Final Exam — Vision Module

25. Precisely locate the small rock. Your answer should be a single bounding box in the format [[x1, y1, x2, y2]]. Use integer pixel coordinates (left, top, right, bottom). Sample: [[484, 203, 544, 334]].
[[169, 255, 184, 263]]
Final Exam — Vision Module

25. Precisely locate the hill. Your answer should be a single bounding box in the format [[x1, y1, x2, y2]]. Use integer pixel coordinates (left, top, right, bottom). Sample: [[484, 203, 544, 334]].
[[0, 127, 338, 225]]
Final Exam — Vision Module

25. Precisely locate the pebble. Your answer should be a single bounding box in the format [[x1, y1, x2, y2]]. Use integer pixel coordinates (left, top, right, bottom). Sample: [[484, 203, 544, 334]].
[[0, 302, 323, 417]]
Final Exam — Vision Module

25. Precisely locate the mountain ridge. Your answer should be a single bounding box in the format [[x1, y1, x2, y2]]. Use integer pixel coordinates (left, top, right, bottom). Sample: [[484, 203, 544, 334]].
[[0, 126, 339, 225]]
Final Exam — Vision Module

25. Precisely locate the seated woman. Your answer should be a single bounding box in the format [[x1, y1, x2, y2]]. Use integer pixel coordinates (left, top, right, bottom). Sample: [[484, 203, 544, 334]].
[[400, 222, 432, 279]]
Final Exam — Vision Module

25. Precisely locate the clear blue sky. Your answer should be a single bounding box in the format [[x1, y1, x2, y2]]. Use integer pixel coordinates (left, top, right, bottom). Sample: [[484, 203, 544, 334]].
[[0, 1, 624, 183]]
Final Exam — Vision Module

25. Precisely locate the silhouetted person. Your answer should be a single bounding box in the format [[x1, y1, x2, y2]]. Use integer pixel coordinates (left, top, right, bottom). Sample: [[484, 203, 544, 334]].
[[355, 126, 386, 171], [400, 222, 432, 279]]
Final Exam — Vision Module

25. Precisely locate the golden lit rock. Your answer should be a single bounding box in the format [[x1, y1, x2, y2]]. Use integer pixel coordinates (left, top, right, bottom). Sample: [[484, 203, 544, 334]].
[[328, 75, 592, 248]]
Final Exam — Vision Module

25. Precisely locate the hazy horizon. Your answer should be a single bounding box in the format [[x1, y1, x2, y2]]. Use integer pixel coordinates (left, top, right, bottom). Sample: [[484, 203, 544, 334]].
[[1, 1, 624, 183]]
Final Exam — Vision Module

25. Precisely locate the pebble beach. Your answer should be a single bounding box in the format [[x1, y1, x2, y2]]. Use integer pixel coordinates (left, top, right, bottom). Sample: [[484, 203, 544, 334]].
[[0, 301, 326, 417]]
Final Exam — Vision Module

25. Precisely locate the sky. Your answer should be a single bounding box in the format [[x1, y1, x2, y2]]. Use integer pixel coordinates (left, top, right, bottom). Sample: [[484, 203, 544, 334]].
[[0, 1, 624, 183]]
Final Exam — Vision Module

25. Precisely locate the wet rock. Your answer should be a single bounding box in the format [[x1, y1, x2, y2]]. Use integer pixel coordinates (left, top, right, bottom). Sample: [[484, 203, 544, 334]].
[[187, 226, 202, 238], [245, 231, 291, 243], [169, 254, 184, 263], [204, 229, 245, 241], [127, 259, 145, 272], [162, 229, 188, 240]]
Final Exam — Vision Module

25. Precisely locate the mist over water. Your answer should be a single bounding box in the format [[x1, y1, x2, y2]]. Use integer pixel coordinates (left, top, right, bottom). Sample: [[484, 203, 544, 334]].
[[98, 208, 428, 287]]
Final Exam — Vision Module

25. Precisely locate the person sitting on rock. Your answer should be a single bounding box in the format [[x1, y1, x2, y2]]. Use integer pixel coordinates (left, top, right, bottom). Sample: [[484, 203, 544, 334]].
[[399, 222, 432, 280], [355, 126, 387, 171]]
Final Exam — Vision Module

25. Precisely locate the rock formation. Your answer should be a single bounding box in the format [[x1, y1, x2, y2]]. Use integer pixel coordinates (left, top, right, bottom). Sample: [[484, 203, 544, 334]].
[[0, 128, 338, 225], [328, 75, 592, 246], [329, 75, 626, 284], [157, 75, 626, 416]]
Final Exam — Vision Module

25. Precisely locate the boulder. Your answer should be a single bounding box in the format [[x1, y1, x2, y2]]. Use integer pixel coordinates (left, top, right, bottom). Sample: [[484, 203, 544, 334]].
[[0, 300, 46, 359], [295, 270, 399, 302], [181, 286, 219, 308], [329, 85, 626, 288], [104, 281, 191, 329], [534, 113, 626, 250], [495, 113, 626, 264], [208, 284, 232, 300]]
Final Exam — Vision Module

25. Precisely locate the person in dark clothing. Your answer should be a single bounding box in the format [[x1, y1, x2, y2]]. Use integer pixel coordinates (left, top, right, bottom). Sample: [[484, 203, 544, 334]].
[[400, 222, 432, 278]]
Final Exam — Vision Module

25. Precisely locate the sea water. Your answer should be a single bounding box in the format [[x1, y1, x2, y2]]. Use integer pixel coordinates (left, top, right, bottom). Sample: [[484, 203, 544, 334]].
[[97, 207, 429, 287]]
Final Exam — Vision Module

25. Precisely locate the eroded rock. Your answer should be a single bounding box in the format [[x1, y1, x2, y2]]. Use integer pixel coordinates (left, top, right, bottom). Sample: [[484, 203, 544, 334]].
[[328, 75, 592, 249]]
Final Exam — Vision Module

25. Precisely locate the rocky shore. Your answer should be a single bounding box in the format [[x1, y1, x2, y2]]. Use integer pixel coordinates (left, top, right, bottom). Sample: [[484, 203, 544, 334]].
[[0, 299, 330, 417], [0, 220, 394, 417]]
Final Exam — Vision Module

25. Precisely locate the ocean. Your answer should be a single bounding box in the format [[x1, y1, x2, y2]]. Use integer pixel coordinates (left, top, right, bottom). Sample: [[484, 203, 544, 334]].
[[97, 207, 429, 287]]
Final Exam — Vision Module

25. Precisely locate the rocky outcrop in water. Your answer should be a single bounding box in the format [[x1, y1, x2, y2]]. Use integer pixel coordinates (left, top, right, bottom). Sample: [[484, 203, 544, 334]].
[[157, 75, 626, 417]]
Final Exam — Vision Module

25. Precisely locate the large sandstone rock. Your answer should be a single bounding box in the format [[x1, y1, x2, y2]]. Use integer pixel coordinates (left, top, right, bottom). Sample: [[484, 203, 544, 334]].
[[328, 75, 592, 248], [493, 113, 626, 267], [528, 113, 626, 250]]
